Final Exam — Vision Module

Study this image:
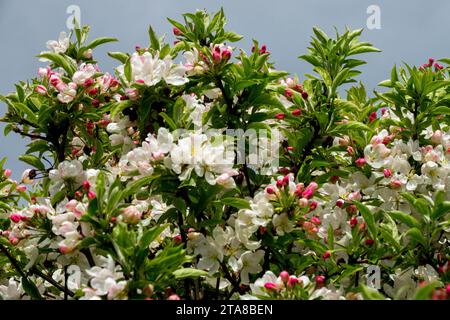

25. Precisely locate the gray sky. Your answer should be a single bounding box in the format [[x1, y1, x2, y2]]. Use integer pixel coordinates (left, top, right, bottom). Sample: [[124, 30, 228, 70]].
[[1, 0, 450, 178]]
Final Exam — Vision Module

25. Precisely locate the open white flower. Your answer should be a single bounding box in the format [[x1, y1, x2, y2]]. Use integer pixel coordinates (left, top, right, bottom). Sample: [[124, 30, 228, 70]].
[[46, 31, 70, 54], [72, 63, 97, 85], [229, 250, 264, 284], [0, 278, 24, 300], [85, 256, 126, 300], [49, 160, 85, 194]]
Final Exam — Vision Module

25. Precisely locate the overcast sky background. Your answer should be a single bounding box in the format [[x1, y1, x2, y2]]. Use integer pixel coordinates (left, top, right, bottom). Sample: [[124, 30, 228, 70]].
[[1, 0, 449, 179]]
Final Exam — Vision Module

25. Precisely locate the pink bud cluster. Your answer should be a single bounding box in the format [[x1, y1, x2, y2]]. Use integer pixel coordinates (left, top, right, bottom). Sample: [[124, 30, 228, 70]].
[[212, 44, 232, 64], [419, 58, 444, 72]]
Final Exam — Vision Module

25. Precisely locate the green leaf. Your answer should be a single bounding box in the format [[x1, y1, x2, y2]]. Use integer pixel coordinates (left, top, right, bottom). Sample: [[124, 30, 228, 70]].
[[405, 228, 427, 247], [84, 37, 117, 50], [21, 277, 42, 300], [139, 225, 167, 250], [328, 121, 371, 135], [220, 197, 251, 210], [167, 18, 187, 34], [331, 68, 350, 92], [388, 211, 421, 229], [108, 52, 129, 64], [110, 100, 131, 119], [423, 80, 450, 96], [51, 189, 67, 207], [122, 175, 158, 199], [173, 268, 209, 279], [148, 26, 160, 51], [12, 102, 37, 123], [359, 285, 385, 300], [414, 282, 439, 300], [124, 58, 132, 83], [159, 112, 178, 131], [348, 45, 381, 56], [37, 52, 76, 76], [353, 201, 377, 240], [18, 154, 45, 171]]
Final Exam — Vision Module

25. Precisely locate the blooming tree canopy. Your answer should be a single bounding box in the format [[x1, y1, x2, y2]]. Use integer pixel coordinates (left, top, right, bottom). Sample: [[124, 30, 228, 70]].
[[0, 9, 449, 300]]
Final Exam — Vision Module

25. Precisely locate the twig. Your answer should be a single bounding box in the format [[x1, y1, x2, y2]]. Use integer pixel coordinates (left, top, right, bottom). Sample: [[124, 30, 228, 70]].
[[31, 266, 75, 297]]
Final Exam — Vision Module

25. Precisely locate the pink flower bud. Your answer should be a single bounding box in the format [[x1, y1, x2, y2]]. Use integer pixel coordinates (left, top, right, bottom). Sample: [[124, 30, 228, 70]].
[[83, 49, 93, 59], [35, 85, 47, 95], [38, 67, 49, 77], [383, 168, 392, 178], [309, 201, 318, 211], [87, 190, 96, 199], [287, 276, 298, 287], [280, 271, 290, 283], [275, 113, 286, 119], [59, 244, 72, 254], [83, 78, 94, 88], [302, 188, 314, 199], [9, 236, 19, 245], [122, 206, 142, 224], [173, 28, 182, 36], [221, 49, 232, 61], [88, 87, 98, 96], [264, 282, 278, 291], [336, 199, 345, 208], [259, 45, 267, 54], [311, 216, 321, 225], [4, 169, 12, 178], [446, 284, 450, 296], [266, 186, 276, 194], [295, 183, 304, 196], [355, 158, 366, 167], [284, 88, 293, 98], [298, 197, 309, 208], [16, 185, 26, 192], [349, 216, 358, 227], [315, 275, 325, 284], [346, 204, 358, 215], [294, 84, 303, 92], [347, 146, 354, 155], [167, 293, 181, 300], [291, 109, 302, 116], [173, 235, 182, 243], [323, 251, 331, 260], [82, 180, 90, 191], [365, 239, 374, 246], [435, 63, 444, 71], [369, 111, 377, 123], [10, 214, 22, 223], [50, 74, 61, 87], [390, 180, 402, 189], [125, 88, 139, 101], [301, 91, 308, 100], [307, 182, 318, 191], [212, 51, 221, 64], [431, 130, 443, 144], [348, 191, 361, 201]]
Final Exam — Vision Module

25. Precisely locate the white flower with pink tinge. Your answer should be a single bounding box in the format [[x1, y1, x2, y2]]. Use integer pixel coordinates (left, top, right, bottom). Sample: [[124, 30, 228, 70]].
[[45, 31, 70, 54], [117, 51, 188, 87], [72, 63, 97, 85], [0, 278, 24, 300], [84, 255, 127, 300]]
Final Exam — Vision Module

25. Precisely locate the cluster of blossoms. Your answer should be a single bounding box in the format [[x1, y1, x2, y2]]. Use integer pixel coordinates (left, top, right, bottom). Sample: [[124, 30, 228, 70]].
[[0, 10, 449, 301]]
